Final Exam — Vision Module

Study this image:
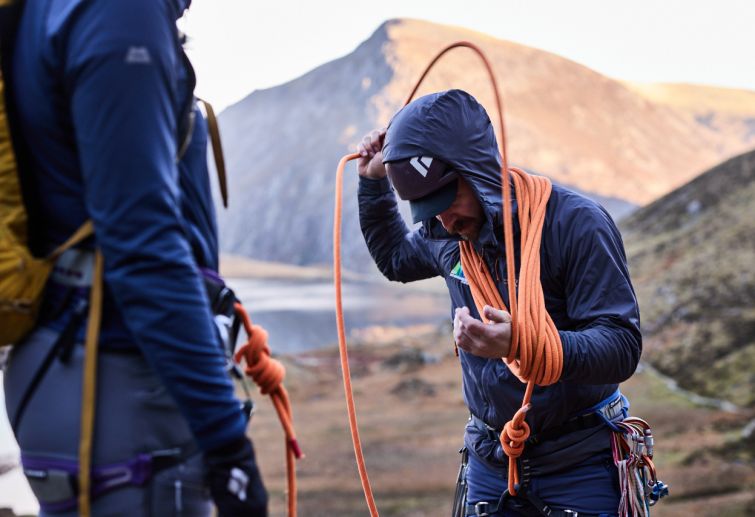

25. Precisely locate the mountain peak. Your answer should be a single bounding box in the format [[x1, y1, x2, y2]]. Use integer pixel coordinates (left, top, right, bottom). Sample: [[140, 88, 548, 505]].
[[216, 20, 754, 270]]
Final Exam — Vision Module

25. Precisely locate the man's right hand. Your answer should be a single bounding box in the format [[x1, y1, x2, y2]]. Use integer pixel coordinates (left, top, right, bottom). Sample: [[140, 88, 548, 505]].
[[205, 437, 268, 516], [357, 128, 387, 179]]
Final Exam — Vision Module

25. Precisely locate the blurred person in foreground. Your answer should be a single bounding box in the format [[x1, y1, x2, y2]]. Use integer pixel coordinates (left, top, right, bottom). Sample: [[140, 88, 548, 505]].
[[2, 0, 266, 514]]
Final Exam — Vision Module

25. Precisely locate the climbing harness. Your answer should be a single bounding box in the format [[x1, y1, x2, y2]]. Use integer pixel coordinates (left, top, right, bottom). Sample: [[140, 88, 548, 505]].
[[22, 448, 185, 514], [333, 40, 667, 516], [465, 389, 668, 517]]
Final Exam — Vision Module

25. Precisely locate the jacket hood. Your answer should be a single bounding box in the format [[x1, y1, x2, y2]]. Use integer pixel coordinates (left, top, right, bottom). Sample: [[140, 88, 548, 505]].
[[382, 89, 510, 250]]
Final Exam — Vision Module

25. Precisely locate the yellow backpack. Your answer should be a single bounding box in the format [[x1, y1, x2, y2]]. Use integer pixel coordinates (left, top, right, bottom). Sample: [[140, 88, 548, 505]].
[[1, 4, 103, 515], [0, 53, 94, 347]]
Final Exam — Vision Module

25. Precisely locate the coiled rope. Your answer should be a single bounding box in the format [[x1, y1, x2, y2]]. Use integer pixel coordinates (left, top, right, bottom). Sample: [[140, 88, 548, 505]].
[[459, 166, 563, 496], [333, 41, 563, 514], [234, 302, 303, 516]]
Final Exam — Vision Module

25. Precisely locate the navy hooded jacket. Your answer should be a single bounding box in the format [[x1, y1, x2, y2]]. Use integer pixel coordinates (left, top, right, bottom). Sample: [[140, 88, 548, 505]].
[[359, 89, 641, 468], [8, 0, 246, 452]]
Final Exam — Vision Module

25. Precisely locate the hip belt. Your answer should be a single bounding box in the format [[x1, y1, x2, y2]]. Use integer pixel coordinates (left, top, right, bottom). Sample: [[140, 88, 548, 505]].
[[472, 389, 628, 447], [22, 448, 186, 513]]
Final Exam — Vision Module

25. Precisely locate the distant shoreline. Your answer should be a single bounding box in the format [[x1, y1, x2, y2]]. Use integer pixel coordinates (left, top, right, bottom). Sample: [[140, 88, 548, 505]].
[[219, 253, 368, 282]]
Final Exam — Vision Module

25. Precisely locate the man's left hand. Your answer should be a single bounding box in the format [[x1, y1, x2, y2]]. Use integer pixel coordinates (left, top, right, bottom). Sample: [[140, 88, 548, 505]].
[[453, 306, 512, 359]]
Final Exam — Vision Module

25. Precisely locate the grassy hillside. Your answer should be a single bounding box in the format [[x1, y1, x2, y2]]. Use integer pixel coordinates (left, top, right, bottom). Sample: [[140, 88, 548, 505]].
[[622, 149, 755, 408], [248, 329, 755, 516]]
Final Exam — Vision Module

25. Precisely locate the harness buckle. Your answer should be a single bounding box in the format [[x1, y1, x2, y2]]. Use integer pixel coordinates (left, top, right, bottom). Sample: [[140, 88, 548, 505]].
[[564, 510, 579, 516], [474, 501, 491, 516], [597, 392, 628, 425]]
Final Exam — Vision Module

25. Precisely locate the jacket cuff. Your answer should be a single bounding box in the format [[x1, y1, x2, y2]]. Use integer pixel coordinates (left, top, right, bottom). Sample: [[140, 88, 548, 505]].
[[358, 176, 393, 195]]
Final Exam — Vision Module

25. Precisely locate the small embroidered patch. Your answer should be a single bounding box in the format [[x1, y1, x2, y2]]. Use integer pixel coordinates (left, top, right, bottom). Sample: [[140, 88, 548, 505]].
[[450, 261, 468, 284], [125, 46, 151, 64]]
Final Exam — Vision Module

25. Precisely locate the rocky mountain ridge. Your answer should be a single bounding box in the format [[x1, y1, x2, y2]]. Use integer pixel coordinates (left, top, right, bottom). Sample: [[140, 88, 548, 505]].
[[215, 18, 754, 271]]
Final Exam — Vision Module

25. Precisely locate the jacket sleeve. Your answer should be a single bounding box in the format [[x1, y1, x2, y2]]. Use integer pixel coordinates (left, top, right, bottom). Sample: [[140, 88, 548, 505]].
[[358, 176, 441, 282], [557, 205, 642, 384], [64, 0, 246, 451]]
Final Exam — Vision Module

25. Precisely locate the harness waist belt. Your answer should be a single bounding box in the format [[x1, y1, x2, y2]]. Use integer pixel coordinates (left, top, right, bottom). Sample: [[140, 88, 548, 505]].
[[22, 448, 183, 513], [466, 499, 602, 517], [472, 390, 627, 446]]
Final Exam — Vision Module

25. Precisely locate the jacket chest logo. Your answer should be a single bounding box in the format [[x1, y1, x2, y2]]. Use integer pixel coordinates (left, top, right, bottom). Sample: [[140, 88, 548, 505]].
[[450, 261, 468, 285]]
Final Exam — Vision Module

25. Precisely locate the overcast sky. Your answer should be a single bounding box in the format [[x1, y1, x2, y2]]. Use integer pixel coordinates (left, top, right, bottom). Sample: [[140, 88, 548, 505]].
[[181, 0, 755, 111]]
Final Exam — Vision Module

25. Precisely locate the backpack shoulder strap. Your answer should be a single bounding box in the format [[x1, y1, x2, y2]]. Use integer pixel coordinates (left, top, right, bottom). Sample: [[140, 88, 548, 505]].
[[77, 249, 103, 517], [48, 220, 94, 261], [197, 98, 229, 208]]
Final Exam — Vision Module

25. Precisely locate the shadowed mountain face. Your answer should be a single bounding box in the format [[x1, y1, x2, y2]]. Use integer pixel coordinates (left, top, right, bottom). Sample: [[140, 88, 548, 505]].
[[216, 18, 754, 270], [623, 149, 755, 408]]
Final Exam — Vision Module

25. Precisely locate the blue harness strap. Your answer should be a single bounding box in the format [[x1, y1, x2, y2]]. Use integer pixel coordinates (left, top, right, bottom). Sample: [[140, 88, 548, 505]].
[[575, 389, 628, 432]]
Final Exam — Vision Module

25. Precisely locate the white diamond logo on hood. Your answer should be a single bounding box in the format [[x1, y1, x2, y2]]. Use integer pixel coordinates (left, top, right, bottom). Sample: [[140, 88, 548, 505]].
[[409, 156, 433, 177]]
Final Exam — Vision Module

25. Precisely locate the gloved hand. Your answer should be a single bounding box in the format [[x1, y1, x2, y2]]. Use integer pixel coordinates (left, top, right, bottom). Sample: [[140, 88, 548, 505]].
[[205, 436, 268, 517]]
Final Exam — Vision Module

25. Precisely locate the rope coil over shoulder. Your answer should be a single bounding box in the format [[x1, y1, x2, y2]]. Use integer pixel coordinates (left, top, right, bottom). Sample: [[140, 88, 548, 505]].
[[459, 165, 563, 495], [333, 41, 564, 515]]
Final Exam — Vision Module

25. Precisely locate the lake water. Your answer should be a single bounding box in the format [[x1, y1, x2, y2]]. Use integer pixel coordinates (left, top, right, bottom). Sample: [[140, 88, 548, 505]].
[[0, 277, 450, 513], [230, 277, 449, 353]]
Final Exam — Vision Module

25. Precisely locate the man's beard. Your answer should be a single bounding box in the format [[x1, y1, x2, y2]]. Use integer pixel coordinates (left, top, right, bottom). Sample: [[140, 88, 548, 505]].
[[455, 219, 483, 242]]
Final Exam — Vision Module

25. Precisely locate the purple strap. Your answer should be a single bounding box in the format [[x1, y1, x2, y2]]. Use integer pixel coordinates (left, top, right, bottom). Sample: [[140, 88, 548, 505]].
[[199, 266, 225, 286], [22, 453, 154, 512]]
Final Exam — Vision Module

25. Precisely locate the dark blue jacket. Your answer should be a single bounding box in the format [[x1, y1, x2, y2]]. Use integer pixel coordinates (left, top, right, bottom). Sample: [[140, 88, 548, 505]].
[[359, 89, 641, 467], [8, 0, 246, 452]]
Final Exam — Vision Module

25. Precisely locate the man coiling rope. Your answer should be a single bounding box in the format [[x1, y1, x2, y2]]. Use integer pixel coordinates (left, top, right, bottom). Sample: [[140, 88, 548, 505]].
[[335, 40, 664, 517]]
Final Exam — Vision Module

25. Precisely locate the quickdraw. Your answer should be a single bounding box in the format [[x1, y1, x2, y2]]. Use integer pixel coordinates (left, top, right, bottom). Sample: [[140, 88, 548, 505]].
[[610, 417, 669, 517]]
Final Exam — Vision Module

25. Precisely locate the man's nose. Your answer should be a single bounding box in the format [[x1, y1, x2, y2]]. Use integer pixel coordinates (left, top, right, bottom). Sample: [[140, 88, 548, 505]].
[[436, 211, 454, 231]]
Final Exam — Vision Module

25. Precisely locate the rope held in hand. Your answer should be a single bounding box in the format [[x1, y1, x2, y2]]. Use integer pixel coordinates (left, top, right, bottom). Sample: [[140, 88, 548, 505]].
[[233, 302, 303, 516], [333, 41, 563, 515]]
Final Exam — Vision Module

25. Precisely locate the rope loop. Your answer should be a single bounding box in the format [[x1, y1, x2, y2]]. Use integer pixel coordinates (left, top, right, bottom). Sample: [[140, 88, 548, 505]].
[[232, 302, 302, 515], [234, 323, 285, 395], [500, 404, 531, 458]]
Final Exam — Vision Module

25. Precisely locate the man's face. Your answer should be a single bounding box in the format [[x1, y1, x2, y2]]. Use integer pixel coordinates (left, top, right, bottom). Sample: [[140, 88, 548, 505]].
[[436, 178, 485, 242]]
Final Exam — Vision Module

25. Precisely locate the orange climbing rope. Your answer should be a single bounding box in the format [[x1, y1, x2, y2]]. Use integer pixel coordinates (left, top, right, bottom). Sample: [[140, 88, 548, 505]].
[[333, 152, 379, 516], [332, 41, 564, 514], [459, 167, 563, 496], [233, 302, 303, 516]]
